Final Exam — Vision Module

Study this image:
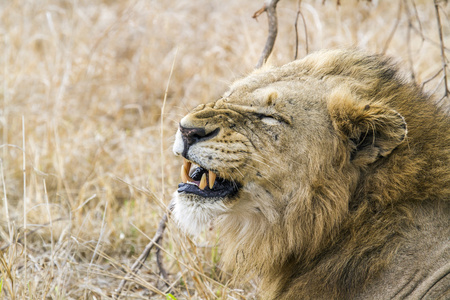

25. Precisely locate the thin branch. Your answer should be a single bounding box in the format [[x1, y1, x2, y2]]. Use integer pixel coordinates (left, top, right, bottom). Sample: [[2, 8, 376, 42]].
[[434, 0, 450, 100], [411, 0, 424, 36], [404, 0, 450, 54], [409, 23, 450, 53], [254, 0, 281, 68], [322, 0, 341, 5], [430, 75, 445, 96], [156, 245, 169, 285], [382, 0, 403, 55], [404, 0, 416, 81], [252, 5, 266, 19], [113, 212, 169, 299], [294, 1, 301, 60], [421, 68, 443, 90], [294, 0, 308, 59]]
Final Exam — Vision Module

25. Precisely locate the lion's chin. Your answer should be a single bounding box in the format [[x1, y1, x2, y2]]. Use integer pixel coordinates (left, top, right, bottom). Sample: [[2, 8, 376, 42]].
[[171, 191, 229, 236]]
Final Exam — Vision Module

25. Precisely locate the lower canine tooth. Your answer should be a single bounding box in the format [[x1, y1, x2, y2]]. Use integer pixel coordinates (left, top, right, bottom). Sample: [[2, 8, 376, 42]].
[[209, 170, 216, 189], [199, 173, 207, 190]]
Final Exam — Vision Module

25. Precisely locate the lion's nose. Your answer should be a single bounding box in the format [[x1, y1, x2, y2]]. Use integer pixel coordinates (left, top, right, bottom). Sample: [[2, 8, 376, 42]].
[[179, 125, 220, 158], [180, 126, 207, 148]]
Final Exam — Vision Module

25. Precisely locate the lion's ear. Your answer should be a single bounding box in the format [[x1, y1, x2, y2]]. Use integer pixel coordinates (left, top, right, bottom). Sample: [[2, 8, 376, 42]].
[[328, 88, 407, 165]]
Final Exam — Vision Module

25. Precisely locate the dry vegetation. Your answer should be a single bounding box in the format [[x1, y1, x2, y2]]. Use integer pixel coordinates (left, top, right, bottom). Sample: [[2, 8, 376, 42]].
[[0, 0, 449, 299]]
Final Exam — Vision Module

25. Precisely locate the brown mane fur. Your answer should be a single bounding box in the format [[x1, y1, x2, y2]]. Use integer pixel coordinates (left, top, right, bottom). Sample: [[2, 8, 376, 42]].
[[215, 51, 450, 299], [173, 50, 450, 299]]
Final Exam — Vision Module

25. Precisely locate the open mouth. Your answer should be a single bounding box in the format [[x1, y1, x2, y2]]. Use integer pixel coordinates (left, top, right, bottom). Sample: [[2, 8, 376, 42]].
[[178, 159, 240, 198]]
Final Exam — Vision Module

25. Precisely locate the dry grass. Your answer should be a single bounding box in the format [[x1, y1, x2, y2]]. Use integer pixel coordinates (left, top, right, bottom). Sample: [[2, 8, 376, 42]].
[[0, 0, 448, 299]]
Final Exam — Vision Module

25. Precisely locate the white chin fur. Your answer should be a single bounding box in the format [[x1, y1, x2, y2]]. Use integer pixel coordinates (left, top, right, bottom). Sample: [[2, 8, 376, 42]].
[[171, 191, 228, 236]]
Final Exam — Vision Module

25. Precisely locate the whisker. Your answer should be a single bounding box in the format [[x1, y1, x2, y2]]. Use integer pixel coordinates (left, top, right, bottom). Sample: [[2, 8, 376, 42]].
[[251, 154, 282, 171], [237, 161, 282, 190], [253, 152, 302, 169], [232, 166, 245, 179]]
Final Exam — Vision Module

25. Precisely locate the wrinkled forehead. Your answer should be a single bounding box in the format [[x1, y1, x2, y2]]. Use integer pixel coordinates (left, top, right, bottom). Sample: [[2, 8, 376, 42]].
[[220, 68, 328, 109], [225, 66, 283, 97]]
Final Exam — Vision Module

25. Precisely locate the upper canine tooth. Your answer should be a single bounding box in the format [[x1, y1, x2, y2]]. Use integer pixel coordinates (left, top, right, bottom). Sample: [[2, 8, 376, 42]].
[[181, 164, 194, 183], [183, 159, 191, 174], [199, 173, 207, 190], [209, 170, 216, 189]]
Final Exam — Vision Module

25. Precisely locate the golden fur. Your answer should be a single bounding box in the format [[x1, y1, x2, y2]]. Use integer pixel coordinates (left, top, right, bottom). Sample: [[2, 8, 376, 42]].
[[172, 49, 450, 299]]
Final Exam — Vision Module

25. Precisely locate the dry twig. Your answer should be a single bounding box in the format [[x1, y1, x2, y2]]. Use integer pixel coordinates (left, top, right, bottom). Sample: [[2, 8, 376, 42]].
[[113, 212, 170, 299], [322, 0, 342, 5], [404, 0, 416, 81], [421, 68, 443, 90], [294, 0, 308, 59], [382, 0, 403, 55], [434, 0, 450, 101], [156, 243, 169, 283], [254, 0, 281, 68]]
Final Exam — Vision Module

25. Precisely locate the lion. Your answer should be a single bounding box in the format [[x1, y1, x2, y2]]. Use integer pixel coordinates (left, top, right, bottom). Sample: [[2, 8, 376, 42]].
[[171, 49, 450, 299]]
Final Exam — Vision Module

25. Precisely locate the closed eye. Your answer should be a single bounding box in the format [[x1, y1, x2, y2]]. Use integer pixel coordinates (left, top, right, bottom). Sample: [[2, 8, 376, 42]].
[[261, 116, 281, 126], [254, 113, 291, 125]]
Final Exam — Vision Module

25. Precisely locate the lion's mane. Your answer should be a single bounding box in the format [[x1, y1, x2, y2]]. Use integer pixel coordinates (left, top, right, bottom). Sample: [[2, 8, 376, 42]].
[[173, 50, 450, 299]]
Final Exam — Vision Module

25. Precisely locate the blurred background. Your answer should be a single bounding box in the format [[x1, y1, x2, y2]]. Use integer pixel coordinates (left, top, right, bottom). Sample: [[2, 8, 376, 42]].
[[0, 0, 448, 298]]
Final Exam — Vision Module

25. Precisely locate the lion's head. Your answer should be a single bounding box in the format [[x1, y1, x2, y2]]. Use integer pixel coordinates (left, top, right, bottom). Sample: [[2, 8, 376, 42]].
[[171, 49, 450, 299]]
